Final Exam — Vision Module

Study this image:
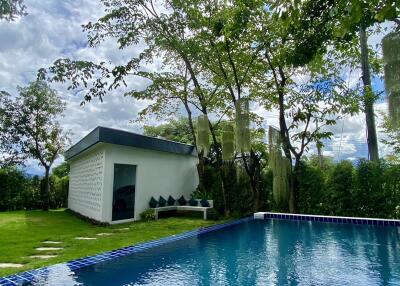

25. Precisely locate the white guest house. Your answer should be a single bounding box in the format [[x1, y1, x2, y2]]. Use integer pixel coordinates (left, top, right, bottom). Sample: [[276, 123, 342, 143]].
[[65, 126, 199, 224]]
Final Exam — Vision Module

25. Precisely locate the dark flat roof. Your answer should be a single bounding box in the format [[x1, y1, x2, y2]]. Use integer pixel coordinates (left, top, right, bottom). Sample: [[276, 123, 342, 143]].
[[65, 126, 197, 160]]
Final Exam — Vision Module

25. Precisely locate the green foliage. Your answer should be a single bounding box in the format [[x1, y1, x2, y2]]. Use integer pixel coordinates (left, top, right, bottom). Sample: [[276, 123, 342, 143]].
[[298, 162, 326, 215], [0, 81, 70, 210], [0, 167, 69, 211], [48, 175, 69, 209], [140, 209, 156, 221], [0, 0, 26, 21], [143, 118, 194, 144], [52, 162, 70, 178], [0, 167, 39, 211], [353, 159, 387, 217], [325, 161, 355, 216], [292, 159, 400, 219], [395, 205, 400, 219], [201, 155, 268, 217], [205, 208, 220, 220]]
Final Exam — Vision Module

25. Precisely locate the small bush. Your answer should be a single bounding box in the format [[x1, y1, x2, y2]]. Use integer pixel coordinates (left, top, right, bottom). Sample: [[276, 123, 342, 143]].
[[395, 205, 400, 219], [140, 209, 156, 221], [206, 208, 220, 220]]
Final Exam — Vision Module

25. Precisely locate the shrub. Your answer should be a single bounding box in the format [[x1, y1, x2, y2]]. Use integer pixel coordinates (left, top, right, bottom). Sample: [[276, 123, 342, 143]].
[[353, 159, 387, 218], [206, 208, 220, 220], [0, 167, 37, 211], [324, 160, 355, 216], [298, 162, 326, 215], [140, 209, 156, 221], [48, 175, 69, 209], [395, 205, 400, 219]]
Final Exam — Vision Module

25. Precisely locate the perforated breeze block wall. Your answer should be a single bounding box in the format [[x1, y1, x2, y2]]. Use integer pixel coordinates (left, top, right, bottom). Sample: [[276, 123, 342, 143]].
[[68, 148, 105, 222]]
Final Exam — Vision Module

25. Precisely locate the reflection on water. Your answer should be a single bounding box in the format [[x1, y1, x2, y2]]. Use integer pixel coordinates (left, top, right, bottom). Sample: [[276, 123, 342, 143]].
[[31, 220, 400, 286]]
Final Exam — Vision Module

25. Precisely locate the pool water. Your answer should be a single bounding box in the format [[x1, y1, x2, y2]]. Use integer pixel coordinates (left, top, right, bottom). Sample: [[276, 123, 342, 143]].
[[34, 219, 400, 285]]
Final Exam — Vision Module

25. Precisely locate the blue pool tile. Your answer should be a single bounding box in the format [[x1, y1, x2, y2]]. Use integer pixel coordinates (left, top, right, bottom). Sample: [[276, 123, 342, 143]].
[[0, 279, 15, 286]]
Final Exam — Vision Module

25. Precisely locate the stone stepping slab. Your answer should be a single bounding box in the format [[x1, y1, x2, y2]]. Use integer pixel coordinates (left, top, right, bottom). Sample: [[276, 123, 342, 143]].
[[0, 263, 24, 268], [115, 228, 129, 231], [29, 255, 57, 259], [35, 247, 63, 251], [96, 233, 113, 236], [42, 241, 62, 244], [75, 237, 97, 240]]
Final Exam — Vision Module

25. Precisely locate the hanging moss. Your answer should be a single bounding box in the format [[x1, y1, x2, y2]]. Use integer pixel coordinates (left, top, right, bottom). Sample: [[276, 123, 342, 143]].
[[235, 98, 251, 153], [384, 62, 400, 96], [382, 31, 400, 126], [197, 115, 210, 157], [389, 95, 400, 126], [382, 31, 400, 63], [268, 126, 290, 207], [222, 124, 234, 161]]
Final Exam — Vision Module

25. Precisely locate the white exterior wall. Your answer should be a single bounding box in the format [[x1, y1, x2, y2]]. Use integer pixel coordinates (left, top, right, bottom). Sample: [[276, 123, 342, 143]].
[[68, 143, 198, 223], [68, 145, 106, 222], [102, 144, 198, 223]]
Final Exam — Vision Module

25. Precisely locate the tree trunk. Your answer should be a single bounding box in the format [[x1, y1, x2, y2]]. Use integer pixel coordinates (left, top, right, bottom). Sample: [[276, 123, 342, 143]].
[[42, 166, 50, 211], [289, 159, 300, 213], [184, 101, 207, 194], [316, 122, 323, 168], [208, 121, 229, 216], [242, 152, 261, 212], [196, 155, 206, 193], [359, 26, 379, 161]]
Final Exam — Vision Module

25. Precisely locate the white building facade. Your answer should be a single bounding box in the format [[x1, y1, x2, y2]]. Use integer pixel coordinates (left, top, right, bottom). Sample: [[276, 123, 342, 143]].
[[66, 127, 198, 224]]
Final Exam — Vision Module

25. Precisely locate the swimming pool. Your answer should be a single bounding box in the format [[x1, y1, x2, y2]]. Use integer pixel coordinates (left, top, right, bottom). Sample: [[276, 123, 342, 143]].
[[2, 215, 400, 285]]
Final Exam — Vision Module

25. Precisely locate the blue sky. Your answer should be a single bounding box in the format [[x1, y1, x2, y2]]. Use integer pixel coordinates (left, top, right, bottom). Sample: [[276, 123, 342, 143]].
[[0, 0, 394, 175]]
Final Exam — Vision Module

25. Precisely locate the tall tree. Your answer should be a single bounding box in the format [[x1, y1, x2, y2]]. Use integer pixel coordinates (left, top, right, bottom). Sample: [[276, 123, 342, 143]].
[[300, 0, 400, 161], [0, 81, 69, 210], [257, 0, 360, 212], [38, 0, 235, 214]]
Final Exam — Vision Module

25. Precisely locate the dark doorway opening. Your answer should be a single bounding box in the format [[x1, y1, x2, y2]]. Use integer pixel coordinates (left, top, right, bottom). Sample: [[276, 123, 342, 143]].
[[112, 164, 136, 221]]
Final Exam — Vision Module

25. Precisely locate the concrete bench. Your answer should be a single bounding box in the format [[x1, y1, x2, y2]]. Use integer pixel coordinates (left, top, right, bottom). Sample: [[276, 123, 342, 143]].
[[153, 199, 213, 220]]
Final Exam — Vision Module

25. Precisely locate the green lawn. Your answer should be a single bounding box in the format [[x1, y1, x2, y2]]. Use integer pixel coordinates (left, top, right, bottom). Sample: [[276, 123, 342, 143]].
[[0, 209, 221, 277]]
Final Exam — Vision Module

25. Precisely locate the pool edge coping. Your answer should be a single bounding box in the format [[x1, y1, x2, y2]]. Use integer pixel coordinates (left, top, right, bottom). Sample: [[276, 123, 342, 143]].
[[0, 217, 253, 286], [254, 212, 400, 227]]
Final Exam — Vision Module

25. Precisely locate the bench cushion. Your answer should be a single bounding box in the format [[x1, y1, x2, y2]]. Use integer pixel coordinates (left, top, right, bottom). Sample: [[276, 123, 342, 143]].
[[200, 198, 210, 207], [178, 195, 187, 206], [158, 196, 167, 207], [149, 196, 158, 208], [167, 195, 175, 206], [188, 198, 198, 206]]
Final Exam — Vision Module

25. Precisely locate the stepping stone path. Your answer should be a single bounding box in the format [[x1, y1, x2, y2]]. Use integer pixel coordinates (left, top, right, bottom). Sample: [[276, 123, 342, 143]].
[[29, 255, 57, 259], [116, 228, 129, 231], [30, 241, 64, 260], [36, 247, 63, 251], [0, 263, 23, 268], [96, 233, 113, 236], [43, 241, 62, 244], [75, 237, 97, 240]]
